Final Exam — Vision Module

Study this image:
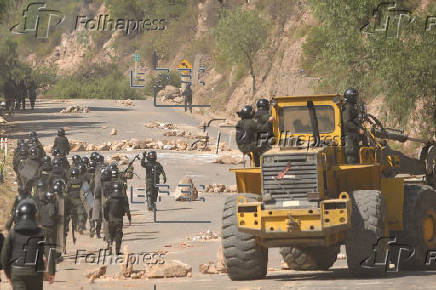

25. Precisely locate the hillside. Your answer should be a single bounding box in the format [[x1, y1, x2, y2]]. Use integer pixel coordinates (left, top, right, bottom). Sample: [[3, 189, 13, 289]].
[[1, 0, 435, 147]]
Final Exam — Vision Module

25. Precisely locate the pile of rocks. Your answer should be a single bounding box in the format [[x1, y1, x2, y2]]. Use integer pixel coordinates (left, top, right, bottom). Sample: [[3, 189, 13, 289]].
[[163, 130, 205, 140], [199, 245, 227, 275], [115, 99, 134, 106], [90, 259, 192, 282], [203, 184, 237, 193], [60, 105, 90, 113], [144, 121, 177, 130], [187, 230, 219, 241], [157, 85, 184, 103]]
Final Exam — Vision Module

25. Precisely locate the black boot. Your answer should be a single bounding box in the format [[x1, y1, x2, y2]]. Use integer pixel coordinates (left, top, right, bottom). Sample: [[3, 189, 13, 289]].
[[115, 240, 122, 255], [107, 242, 113, 256]]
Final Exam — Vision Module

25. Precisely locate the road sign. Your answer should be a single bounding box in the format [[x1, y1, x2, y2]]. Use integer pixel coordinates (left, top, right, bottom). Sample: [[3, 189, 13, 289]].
[[133, 53, 140, 62], [178, 59, 192, 75]]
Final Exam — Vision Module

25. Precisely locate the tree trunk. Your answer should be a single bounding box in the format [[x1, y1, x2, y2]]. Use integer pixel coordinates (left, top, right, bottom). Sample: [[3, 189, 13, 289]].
[[248, 57, 256, 97]]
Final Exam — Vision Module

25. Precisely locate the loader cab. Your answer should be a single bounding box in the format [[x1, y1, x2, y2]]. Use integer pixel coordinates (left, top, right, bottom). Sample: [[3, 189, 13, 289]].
[[270, 94, 344, 148]]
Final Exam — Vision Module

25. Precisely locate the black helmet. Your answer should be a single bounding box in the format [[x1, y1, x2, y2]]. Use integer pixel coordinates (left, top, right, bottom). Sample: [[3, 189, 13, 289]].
[[71, 167, 80, 177], [57, 128, 65, 136], [81, 156, 90, 166], [237, 105, 255, 119], [29, 131, 37, 138], [19, 145, 28, 157], [52, 180, 65, 194], [88, 161, 96, 173], [344, 88, 359, 104], [45, 191, 56, 202], [108, 162, 118, 171], [15, 200, 38, 231], [78, 164, 87, 175], [42, 155, 51, 164], [101, 168, 110, 181], [97, 154, 104, 163], [90, 152, 99, 161], [147, 151, 157, 161], [54, 179, 65, 188], [72, 155, 81, 164], [256, 98, 269, 110], [52, 148, 61, 156]]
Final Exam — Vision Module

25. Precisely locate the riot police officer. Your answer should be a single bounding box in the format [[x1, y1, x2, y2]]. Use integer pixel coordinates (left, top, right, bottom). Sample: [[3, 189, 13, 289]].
[[254, 98, 273, 153], [52, 148, 70, 171], [1, 201, 56, 289], [52, 128, 70, 156], [49, 157, 67, 188], [342, 88, 362, 164], [141, 151, 167, 211], [236, 105, 272, 167], [87, 161, 97, 237], [71, 155, 82, 168], [92, 156, 105, 239], [5, 187, 33, 230], [65, 168, 85, 235], [103, 182, 129, 255], [37, 190, 59, 263], [81, 156, 90, 168]]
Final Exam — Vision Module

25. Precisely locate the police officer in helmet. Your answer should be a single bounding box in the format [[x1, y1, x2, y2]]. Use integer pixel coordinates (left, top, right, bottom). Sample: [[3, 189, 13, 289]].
[[236, 105, 272, 167], [141, 151, 166, 211], [1, 200, 56, 289], [342, 88, 362, 164]]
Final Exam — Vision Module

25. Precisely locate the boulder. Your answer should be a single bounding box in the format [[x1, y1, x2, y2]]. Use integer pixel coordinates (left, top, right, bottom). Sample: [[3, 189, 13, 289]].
[[43, 145, 53, 153], [164, 85, 180, 96], [144, 260, 192, 278], [175, 176, 198, 201], [227, 185, 238, 192], [163, 144, 175, 150], [111, 128, 117, 135], [95, 144, 110, 151], [70, 143, 85, 152], [85, 144, 96, 151], [87, 266, 107, 282], [213, 155, 244, 165], [0, 116, 6, 123]]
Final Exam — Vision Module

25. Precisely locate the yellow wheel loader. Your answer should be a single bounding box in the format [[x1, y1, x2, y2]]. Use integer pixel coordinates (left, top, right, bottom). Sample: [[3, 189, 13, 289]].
[[222, 94, 436, 280]]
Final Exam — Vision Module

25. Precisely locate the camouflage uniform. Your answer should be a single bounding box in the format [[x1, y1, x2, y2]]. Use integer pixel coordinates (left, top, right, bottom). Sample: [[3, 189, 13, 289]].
[[141, 156, 166, 211]]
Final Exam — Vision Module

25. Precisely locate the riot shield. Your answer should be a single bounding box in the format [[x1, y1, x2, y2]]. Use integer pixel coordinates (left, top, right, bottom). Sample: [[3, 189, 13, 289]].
[[80, 181, 94, 213], [18, 159, 40, 188], [56, 194, 65, 254]]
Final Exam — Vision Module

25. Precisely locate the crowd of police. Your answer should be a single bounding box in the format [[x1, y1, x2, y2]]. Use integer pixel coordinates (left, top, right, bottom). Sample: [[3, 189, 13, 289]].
[[0, 128, 167, 289], [1, 80, 38, 111]]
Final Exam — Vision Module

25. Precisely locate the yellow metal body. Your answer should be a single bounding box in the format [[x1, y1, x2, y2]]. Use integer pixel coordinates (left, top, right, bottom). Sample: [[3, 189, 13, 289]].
[[233, 94, 405, 247]]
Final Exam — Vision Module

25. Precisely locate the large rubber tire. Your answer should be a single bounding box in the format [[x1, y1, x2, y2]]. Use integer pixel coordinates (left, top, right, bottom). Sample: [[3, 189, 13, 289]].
[[222, 194, 268, 280], [280, 245, 340, 270], [394, 184, 436, 270], [346, 190, 387, 274]]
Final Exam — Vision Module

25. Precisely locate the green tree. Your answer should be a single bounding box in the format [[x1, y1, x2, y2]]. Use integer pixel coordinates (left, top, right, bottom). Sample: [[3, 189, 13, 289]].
[[215, 9, 270, 96]]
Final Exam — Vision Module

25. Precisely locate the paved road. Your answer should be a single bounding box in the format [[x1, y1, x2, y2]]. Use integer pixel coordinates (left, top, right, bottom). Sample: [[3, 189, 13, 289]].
[[3, 99, 436, 289]]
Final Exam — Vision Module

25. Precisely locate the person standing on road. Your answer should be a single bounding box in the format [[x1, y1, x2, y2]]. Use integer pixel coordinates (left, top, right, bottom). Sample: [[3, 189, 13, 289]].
[[1, 200, 56, 290], [103, 182, 129, 255], [91, 153, 104, 239], [52, 128, 70, 157], [141, 151, 166, 211], [28, 81, 37, 110], [182, 84, 193, 113]]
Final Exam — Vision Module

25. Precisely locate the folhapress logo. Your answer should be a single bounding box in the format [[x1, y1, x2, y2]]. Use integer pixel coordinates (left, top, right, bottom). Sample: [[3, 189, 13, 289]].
[[10, 2, 64, 39]]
